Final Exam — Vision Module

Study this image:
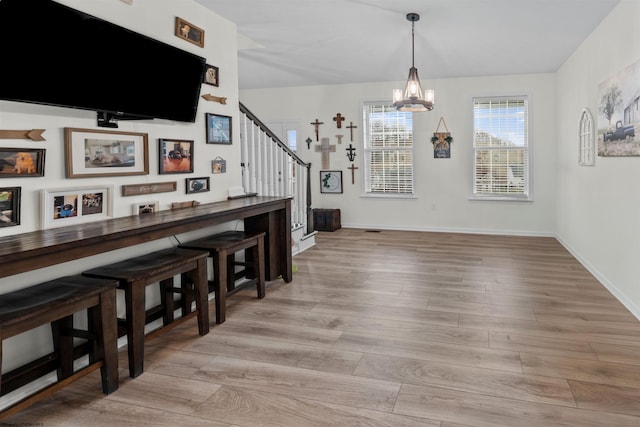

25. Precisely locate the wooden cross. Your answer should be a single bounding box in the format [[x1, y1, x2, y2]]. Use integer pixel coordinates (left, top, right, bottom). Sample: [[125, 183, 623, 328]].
[[335, 134, 344, 144], [315, 137, 336, 169], [333, 113, 346, 128], [310, 119, 324, 141], [346, 122, 358, 141], [305, 137, 312, 149], [348, 164, 359, 184], [346, 144, 356, 162]]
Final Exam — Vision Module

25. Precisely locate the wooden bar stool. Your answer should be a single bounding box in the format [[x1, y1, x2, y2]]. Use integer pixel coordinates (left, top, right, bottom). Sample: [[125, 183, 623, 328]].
[[82, 247, 209, 378], [0, 275, 118, 420], [178, 231, 265, 324]]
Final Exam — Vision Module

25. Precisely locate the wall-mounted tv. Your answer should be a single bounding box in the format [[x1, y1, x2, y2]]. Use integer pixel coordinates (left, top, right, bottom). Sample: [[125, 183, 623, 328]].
[[0, 0, 206, 127]]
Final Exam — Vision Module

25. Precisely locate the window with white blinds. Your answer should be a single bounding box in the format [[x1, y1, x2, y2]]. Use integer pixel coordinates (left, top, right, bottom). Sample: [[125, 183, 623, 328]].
[[473, 96, 530, 200], [362, 102, 414, 195]]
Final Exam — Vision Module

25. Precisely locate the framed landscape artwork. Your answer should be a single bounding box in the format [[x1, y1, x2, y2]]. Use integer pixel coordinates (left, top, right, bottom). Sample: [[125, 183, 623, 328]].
[[64, 128, 149, 178]]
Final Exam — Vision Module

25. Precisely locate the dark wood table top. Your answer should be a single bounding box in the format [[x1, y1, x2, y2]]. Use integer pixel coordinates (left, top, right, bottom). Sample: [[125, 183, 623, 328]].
[[0, 196, 291, 280]]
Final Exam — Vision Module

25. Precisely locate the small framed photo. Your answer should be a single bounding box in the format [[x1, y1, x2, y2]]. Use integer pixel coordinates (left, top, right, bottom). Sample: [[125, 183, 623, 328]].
[[175, 17, 204, 48], [320, 170, 343, 194], [132, 200, 160, 215], [159, 139, 194, 174], [42, 185, 114, 229], [203, 64, 219, 86], [0, 148, 45, 177], [0, 187, 21, 227], [206, 113, 232, 144], [212, 157, 226, 174], [64, 128, 148, 178], [186, 177, 210, 194]]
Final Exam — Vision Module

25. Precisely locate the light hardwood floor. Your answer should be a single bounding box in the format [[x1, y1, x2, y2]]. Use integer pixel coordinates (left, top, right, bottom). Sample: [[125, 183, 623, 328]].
[[5, 228, 640, 426]]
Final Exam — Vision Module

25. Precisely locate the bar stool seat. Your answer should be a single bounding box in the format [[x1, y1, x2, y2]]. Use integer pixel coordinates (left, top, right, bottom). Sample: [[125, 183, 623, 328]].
[[178, 230, 265, 324], [0, 275, 118, 420], [82, 247, 209, 378]]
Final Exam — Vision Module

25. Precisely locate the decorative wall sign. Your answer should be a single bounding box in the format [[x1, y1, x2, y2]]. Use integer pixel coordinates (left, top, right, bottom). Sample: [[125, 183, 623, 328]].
[[203, 64, 219, 86], [171, 200, 200, 209], [579, 108, 595, 166], [0, 129, 46, 141], [159, 139, 194, 174], [597, 58, 640, 156], [346, 122, 358, 141], [64, 128, 148, 178], [206, 113, 232, 144], [333, 113, 345, 128], [431, 116, 453, 159], [319, 170, 343, 194], [212, 156, 226, 173], [0, 148, 45, 177], [132, 201, 159, 215], [346, 144, 356, 162], [122, 181, 177, 196], [175, 17, 204, 48], [186, 177, 210, 194], [202, 94, 227, 104], [0, 186, 21, 227], [348, 164, 359, 185], [315, 138, 336, 169], [42, 185, 114, 229], [310, 119, 324, 141]]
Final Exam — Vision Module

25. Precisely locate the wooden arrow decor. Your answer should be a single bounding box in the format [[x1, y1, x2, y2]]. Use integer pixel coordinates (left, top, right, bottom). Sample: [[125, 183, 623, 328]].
[[0, 129, 46, 141], [201, 94, 227, 104]]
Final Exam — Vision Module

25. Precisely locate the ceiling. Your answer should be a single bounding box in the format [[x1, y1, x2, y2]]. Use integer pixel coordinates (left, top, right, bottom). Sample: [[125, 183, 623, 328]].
[[194, 0, 619, 90]]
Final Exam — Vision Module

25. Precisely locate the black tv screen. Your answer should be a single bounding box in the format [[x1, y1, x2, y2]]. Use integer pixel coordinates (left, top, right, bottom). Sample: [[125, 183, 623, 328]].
[[0, 0, 206, 124]]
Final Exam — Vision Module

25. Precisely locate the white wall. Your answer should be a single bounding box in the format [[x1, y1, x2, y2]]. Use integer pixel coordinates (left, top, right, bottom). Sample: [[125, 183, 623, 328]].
[[556, 0, 640, 319], [241, 74, 557, 236], [0, 0, 241, 402]]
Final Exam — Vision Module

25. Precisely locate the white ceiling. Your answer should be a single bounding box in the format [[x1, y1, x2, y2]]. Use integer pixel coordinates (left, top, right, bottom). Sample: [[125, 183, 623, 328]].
[[195, 0, 619, 90]]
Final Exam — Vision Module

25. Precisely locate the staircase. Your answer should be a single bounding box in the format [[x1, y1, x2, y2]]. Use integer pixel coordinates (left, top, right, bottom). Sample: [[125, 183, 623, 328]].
[[239, 103, 316, 254]]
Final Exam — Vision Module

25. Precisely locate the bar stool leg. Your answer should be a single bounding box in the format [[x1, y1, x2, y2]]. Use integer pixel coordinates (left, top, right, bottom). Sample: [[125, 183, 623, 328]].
[[160, 277, 175, 325], [94, 287, 118, 393], [213, 249, 228, 324], [51, 315, 74, 380], [125, 281, 145, 378], [256, 234, 266, 299]]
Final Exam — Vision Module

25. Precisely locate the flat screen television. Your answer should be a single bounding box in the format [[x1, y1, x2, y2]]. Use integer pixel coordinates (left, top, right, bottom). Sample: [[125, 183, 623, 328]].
[[0, 0, 206, 126]]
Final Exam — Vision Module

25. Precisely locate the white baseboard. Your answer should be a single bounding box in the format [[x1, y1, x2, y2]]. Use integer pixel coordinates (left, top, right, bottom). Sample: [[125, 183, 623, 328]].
[[340, 222, 555, 237]]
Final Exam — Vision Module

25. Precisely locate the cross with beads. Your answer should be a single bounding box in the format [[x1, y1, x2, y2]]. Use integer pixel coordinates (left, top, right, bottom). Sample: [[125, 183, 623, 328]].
[[315, 137, 336, 169]]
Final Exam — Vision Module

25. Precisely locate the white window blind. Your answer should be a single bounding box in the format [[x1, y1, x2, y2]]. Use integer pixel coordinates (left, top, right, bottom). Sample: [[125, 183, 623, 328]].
[[363, 102, 414, 195], [473, 96, 530, 199]]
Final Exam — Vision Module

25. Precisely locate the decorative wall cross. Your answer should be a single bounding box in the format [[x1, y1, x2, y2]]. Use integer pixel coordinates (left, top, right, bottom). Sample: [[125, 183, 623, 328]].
[[315, 137, 336, 169], [346, 144, 357, 162], [346, 122, 358, 141], [335, 134, 344, 144], [333, 113, 345, 128], [305, 137, 312, 149], [310, 119, 324, 141], [348, 164, 359, 184]]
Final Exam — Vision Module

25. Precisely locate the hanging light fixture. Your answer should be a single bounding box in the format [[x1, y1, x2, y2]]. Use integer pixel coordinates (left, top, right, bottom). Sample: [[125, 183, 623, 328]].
[[392, 13, 434, 112]]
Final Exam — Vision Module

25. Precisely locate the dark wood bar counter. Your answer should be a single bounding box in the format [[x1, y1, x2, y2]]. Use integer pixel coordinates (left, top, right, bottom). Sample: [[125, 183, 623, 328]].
[[0, 196, 292, 282]]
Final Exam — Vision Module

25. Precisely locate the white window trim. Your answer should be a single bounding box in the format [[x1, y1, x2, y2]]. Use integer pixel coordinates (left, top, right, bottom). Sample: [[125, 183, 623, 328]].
[[361, 99, 416, 199], [470, 94, 533, 202]]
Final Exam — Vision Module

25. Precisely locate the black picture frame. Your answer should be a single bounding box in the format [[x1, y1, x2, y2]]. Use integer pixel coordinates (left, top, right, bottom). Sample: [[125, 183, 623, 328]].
[[0, 186, 21, 227], [185, 177, 210, 194], [158, 139, 194, 174], [319, 170, 343, 194], [203, 64, 219, 87], [0, 148, 45, 177], [206, 113, 232, 144]]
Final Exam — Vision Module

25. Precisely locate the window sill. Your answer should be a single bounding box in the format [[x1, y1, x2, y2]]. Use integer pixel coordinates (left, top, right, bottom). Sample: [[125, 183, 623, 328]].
[[468, 195, 532, 202], [361, 193, 418, 200]]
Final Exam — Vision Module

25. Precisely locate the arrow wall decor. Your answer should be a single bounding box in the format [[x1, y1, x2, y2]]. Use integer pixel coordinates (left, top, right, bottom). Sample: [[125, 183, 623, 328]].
[[0, 129, 46, 141], [201, 94, 227, 104]]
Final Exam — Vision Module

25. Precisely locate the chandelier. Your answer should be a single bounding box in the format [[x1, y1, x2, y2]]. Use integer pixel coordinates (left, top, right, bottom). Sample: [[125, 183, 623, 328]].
[[392, 13, 434, 112]]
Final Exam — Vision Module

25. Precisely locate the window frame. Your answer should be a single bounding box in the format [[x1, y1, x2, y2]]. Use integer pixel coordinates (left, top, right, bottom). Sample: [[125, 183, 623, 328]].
[[361, 100, 416, 199], [471, 95, 532, 202]]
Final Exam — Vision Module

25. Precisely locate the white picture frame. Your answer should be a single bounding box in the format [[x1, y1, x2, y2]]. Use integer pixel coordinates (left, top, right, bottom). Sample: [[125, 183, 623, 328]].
[[42, 185, 114, 229], [132, 200, 160, 215]]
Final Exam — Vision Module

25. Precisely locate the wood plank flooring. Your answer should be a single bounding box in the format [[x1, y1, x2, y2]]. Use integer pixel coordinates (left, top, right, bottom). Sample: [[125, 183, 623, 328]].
[[4, 228, 640, 426]]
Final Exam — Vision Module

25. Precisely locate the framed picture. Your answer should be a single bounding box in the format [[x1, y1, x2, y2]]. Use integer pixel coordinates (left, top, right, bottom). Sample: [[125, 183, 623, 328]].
[[0, 148, 45, 177], [206, 113, 232, 144], [64, 128, 148, 178], [0, 187, 21, 227], [186, 177, 210, 194], [42, 185, 114, 229], [175, 17, 204, 48], [122, 182, 177, 196], [212, 156, 226, 174], [159, 139, 194, 174], [320, 170, 343, 194], [203, 64, 219, 86], [132, 200, 160, 215]]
